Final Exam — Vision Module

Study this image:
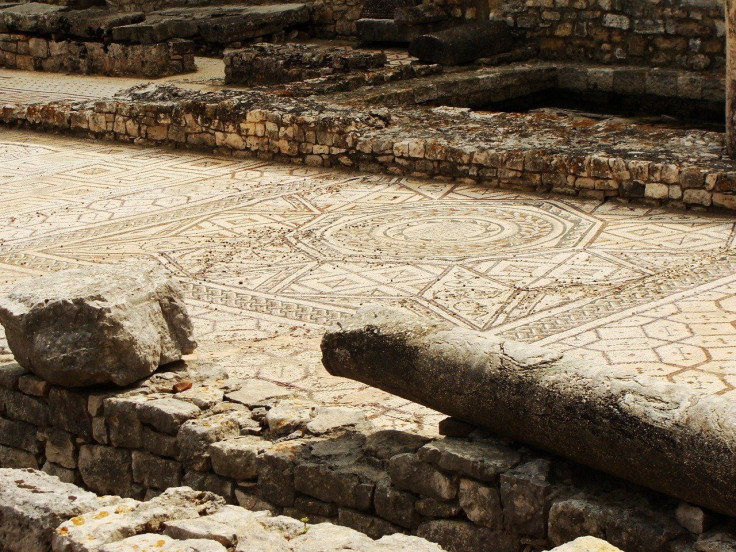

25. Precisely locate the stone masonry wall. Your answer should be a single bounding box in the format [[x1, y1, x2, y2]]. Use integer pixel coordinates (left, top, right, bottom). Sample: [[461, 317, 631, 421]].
[[0, 361, 734, 552], [224, 43, 387, 86], [0, 33, 195, 77], [430, 0, 725, 71], [2, 83, 735, 211]]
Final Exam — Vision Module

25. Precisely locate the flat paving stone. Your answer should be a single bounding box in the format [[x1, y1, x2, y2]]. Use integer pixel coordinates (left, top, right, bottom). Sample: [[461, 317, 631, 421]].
[[0, 128, 735, 434]]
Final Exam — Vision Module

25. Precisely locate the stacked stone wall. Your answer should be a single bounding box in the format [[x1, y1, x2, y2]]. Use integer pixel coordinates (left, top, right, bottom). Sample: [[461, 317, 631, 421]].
[[0, 361, 733, 552], [2, 77, 735, 211], [427, 0, 725, 70], [0, 33, 195, 77]]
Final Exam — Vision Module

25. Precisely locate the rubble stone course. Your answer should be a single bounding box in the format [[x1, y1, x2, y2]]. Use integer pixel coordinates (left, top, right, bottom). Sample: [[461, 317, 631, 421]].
[[224, 42, 387, 86], [0, 346, 735, 551], [2, 73, 734, 211]]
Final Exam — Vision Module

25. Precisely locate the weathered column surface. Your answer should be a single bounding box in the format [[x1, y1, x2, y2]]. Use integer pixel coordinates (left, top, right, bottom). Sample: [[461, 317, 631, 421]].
[[321, 306, 736, 518], [728, 0, 736, 155], [408, 21, 513, 65]]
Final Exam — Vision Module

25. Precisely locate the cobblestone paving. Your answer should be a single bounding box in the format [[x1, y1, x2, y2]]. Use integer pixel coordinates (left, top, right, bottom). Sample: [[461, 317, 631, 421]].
[[1, 128, 735, 433]]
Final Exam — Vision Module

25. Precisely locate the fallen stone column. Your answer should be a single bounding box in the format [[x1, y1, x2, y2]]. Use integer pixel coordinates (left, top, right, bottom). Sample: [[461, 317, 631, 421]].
[[321, 306, 736, 518], [408, 21, 513, 65]]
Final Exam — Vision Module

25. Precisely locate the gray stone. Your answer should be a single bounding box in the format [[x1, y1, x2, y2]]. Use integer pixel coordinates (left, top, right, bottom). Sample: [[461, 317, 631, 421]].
[[416, 519, 518, 552], [132, 450, 182, 489], [143, 426, 179, 458], [0, 468, 101, 552], [294, 463, 376, 511], [257, 444, 301, 507], [337, 508, 402, 540], [49, 387, 92, 439], [78, 444, 135, 497], [0, 264, 196, 387], [458, 478, 502, 530], [105, 395, 145, 448], [321, 306, 736, 517], [45, 428, 77, 469], [225, 379, 291, 408], [0, 444, 39, 468], [182, 471, 234, 502], [17, 374, 49, 397], [549, 537, 624, 551], [374, 481, 419, 529], [307, 406, 371, 435], [415, 497, 462, 518], [418, 438, 520, 484], [52, 487, 225, 551], [100, 534, 227, 552], [0, 387, 48, 425], [388, 453, 457, 501], [178, 411, 242, 471], [0, 417, 41, 453], [676, 502, 718, 534], [265, 402, 312, 436], [0, 362, 26, 389], [548, 494, 686, 552], [408, 21, 514, 65], [209, 435, 272, 480], [138, 397, 201, 435], [163, 505, 251, 546], [41, 461, 78, 484], [365, 430, 430, 460], [499, 459, 551, 538]]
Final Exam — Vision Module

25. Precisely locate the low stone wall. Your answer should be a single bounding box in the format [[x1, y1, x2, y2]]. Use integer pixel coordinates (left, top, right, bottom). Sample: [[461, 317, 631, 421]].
[[0, 469, 444, 552], [0, 360, 732, 552], [2, 81, 735, 211], [0, 33, 195, 76], [427, 0, 725, 71], [224, 43, 387, 86]]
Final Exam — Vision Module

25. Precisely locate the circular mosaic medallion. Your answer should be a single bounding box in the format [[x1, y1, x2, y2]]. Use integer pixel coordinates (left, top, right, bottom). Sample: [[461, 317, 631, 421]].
[[298, 201, 598, 260]]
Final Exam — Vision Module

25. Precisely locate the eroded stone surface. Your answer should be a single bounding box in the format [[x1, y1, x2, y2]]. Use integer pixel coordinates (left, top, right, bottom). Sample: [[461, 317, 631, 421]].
[[0, 264, 196, 387], [0, 468, 103, 552]]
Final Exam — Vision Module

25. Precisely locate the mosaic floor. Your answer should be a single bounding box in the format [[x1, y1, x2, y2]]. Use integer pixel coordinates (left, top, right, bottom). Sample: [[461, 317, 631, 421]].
[[0, 129, 735, 433]]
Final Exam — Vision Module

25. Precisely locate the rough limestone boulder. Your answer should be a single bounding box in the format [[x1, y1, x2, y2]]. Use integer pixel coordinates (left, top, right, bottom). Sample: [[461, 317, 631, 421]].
[[0, 264, 196, 388], [0, 468, 105, 552], [321, 306, 736, 518]]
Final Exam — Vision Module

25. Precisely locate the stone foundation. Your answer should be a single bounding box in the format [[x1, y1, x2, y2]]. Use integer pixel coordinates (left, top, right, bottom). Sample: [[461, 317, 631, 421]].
[[224, 43, 387, 86], [0, 360, 734, 552], [1, 75, 735, 211], [429, 0, 725, 71], [0, 33, 194, 76]]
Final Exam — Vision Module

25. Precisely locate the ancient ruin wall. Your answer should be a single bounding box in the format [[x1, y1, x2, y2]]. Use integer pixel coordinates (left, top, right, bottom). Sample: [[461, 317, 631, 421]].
[[0, 34, 195, 77], [2, 83, 735, 211], [0, 361, 731, 552], [428, 0, 725, 70]]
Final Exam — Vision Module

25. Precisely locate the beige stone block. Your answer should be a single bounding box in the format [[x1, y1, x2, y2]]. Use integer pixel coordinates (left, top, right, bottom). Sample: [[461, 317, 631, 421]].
[[645, 182, 669, 199]]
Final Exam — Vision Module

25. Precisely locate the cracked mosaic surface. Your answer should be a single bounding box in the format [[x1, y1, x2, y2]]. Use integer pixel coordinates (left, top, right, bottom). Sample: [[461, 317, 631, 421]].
[[0, 128, 735, 433]]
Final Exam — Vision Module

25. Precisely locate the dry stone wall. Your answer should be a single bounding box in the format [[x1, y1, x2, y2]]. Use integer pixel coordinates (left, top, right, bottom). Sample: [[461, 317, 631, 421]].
[[0, 360, 734, 552], [2, 81, 735, 211], [426, 0, 725, 71]]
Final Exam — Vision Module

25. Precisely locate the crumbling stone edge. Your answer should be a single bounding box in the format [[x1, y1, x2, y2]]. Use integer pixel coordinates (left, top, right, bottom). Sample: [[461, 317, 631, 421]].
[[2, 84, 736, 212]]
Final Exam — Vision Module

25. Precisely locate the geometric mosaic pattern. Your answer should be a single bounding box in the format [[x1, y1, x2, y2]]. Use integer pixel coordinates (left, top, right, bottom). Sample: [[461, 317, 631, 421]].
[[1, 128, 736, 432]]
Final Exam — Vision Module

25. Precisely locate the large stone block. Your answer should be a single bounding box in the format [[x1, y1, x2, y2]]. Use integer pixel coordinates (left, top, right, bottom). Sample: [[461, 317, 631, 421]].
[[321, 306, 736, 518], [78, 444, 136, 497], [0, 468, 101, 552], [0, 264, 196, 387]]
